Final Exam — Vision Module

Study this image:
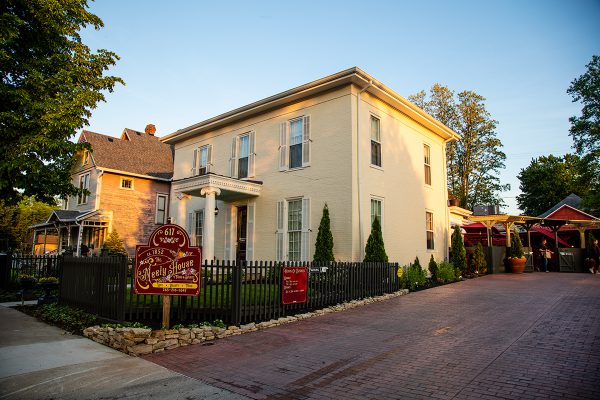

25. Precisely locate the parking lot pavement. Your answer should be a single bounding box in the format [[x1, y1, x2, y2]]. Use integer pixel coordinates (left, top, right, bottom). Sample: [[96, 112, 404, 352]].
[[146, 273, 600, 399], [0, 305, 247, 400]]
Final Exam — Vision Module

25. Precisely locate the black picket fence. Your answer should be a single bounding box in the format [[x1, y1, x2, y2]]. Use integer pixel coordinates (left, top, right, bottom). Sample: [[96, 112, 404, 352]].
[[0, 254, 62, 289], [58, 257, 402, 327]]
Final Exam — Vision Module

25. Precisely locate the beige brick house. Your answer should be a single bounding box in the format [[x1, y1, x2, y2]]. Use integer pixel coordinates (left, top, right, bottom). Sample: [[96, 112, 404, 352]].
[[164, 68, 460, 264], [32, 126, 173, 256]]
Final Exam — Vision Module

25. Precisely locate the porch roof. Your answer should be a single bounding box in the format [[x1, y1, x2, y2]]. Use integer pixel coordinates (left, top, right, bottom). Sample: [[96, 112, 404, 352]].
[[172, 173, 262, 202]]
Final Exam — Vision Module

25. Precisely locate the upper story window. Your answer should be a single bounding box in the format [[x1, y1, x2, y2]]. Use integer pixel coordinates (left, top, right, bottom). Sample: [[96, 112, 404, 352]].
[[279, 116, 310, 171], [230, 132, 255, 179], [370, 115, 382, 167], [424, 144, 431, 185], [78, 173, 90, 205], [120, 177, 134, 190], [426, 211, 434, 250], [156, 194, 168, 224], [82, 149, 90, 165], [192, 145, 212, 176]]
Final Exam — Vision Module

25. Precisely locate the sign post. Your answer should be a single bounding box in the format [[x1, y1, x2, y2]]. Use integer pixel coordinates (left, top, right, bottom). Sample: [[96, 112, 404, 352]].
[[134, 224, 201, 328], [281, 266, 308, 305]]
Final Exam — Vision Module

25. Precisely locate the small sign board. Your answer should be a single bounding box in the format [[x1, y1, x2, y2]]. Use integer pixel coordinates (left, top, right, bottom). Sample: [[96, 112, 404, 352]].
[[281, 266, 308, 305], [134, 224, 201, 296]]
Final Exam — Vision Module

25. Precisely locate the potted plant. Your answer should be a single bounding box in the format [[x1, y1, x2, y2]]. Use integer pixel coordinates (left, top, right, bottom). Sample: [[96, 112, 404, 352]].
[[507, 228, 526, 274], [37, 276, 59, 304], [18, 274, 37, 305]]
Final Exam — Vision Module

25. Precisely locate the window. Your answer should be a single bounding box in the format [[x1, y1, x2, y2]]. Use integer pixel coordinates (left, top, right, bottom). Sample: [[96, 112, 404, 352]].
[[82, 150, 89, 165], [370, 116, 381, 167], [287, 199, 302, 261], [194, 210, 204, 247], [192, 145, 211, 176], [279, 116, 310, 171], [156, 194, 168, 224], [276, 197, 311, 262], [120, 178, 133, 190], [426, 212, 434, 250], [370, 198, 383, 230], [78, 173, 90, 204], [424, 144, 431, 185], [238, 134, 250, 178]]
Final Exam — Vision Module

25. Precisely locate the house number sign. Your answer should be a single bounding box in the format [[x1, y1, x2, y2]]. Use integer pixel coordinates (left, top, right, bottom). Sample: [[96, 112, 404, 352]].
[[281, 266, 308, 305], [134, 224, 201, 296]]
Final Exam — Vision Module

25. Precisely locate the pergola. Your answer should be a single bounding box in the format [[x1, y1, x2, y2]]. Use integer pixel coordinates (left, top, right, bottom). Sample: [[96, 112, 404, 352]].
[[467, 214, 600, 249]]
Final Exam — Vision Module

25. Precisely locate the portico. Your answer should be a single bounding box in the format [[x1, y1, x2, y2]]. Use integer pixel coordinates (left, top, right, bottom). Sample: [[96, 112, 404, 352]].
[[171, 173, 262, 262]]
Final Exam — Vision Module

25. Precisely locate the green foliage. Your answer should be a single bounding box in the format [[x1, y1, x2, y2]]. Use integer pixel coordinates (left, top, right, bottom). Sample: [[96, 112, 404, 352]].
[[587, 233, 596, 258], [402, 261, 427, 291], [364, 217, 388, 262], [451, 225, 467, 276], [568, 55, 600, 215], [472, 243, 487, 274], [509, 229, 524, 259], [313, 204, 335, 262], [437, 262, 457, 283], [516, 154, 591, 216], [428, 255, 438, 281], [409, 85, 509, 209], [104, 230, 127, 256], [101, 321, 150, 329], [0, 197, 56, 253], [212, 319, 226, 328], [0, 0, 124, 205], [38, 276, 58, 284], [18, 303, 98, 334]]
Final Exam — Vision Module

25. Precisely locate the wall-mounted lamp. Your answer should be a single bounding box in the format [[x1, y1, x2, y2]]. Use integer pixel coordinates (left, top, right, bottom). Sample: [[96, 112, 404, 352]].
[[214, 206, 219, 216]]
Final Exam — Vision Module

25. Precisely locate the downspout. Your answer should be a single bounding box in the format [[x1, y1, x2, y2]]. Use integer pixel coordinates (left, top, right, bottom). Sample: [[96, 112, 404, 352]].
[[357, 80, 372, 260], [443, 137, 452, 261]]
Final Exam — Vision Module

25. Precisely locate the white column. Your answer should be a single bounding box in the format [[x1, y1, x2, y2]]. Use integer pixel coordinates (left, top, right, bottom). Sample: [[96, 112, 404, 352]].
[[175, 192, 190, 227], [32, 230, 37, 255], [76, 224, 83, 256], [200, 187, 221, 263]]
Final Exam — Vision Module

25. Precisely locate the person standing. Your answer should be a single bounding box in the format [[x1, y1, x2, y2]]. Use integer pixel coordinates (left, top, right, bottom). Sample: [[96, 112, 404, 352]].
[[592, 238, 600, 274], [539, 239, 552, 273]]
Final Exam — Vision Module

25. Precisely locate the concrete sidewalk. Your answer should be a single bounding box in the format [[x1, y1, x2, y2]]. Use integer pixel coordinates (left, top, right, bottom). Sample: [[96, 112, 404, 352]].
[[0, 303, 247, 400]]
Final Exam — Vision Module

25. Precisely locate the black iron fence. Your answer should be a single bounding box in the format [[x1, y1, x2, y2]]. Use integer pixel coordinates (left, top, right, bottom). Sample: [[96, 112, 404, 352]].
[[0, 254, 62, 289], [57, 258, 401, 327]]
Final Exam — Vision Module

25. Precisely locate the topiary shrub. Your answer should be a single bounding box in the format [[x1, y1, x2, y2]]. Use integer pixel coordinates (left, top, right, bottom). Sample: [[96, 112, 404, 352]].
[[451, 225, 466, 277], [104, 230, 128, 257], [403, 259, 427, 291], [508, 228, 524, 258], [364, 217, 388, 262], [314, 203, 335, 262], [472, 243, 487, 274], [428, 255, 438, 281]]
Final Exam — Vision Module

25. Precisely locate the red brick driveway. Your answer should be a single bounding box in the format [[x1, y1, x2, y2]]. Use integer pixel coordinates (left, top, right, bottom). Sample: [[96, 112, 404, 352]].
[[145, 273, 600, 399]]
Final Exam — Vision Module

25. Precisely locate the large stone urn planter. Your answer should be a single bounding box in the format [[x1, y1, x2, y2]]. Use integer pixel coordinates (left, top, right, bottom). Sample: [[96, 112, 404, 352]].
[[509, 257, 526, 274]]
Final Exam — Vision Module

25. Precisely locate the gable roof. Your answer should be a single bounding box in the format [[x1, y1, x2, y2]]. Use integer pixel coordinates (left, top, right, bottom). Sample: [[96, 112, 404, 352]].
[[162, 67, 461, 144], [80, 129, 174, 180], [538, 193, 598, 220]]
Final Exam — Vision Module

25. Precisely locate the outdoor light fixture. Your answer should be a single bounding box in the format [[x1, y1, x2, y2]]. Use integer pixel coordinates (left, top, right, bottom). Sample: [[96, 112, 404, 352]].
[[214, 206, 219, 216]]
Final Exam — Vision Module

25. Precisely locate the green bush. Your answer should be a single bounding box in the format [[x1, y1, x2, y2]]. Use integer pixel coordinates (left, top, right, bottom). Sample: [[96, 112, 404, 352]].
[[451, 225, 467, 277], [437, 262, 457, 283], [428, 255, 438, 281], [403, 260, 427, 291], [364, 217, 388, 262], [472, 243, 487, 274], [313, 203, 335, 262], [508, 228, 524, 258], [21, 303, 99, 334], [101, 321, 150, 329]]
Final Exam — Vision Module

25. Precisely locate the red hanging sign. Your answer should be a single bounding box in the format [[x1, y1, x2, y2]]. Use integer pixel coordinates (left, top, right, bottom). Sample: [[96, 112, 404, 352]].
[[134, 224, 201, 296], [281, 266, 308, 304]]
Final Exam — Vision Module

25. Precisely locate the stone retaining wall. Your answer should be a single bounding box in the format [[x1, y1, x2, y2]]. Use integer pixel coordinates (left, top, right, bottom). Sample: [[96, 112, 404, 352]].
[[83, 289, 409, 356]]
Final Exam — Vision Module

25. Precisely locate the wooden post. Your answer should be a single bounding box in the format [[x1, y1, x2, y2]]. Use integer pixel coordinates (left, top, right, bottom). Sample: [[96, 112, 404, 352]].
[[162, 295, 171, 329]]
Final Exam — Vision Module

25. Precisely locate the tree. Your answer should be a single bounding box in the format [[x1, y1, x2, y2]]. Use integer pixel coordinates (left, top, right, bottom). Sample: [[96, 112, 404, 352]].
[[428, 254, 438, 281], [313, 203, 334, 262], [472, 243, 487, 275], [409, 85, 509, 209], [0, 197, 56, 253], [363, 217, 388, 262], [0, 0, 124, 205], [451, 225, 466, 277], [104, 230, 127, 256], [516, 154, 591, 216], [508, 229, 524, 259], [567, 55, 600, 213]]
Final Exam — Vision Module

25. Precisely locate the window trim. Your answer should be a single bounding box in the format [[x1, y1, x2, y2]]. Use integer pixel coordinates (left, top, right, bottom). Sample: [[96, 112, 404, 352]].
[[286, 197, 303, 261], [279, 115, 311, 172], [424, 143, 432, 186], [82, 149, 90, 165], [120, 177, 134, 190], [426, 210, 435, 251], [198, 145, 209, 176], [370, 196, 384, 234], [155, 193, 168, 224], [370, 114, 382, 168], [194, 209, 204, 247], [77, 173, 90, 205], [237, 132, 251, 179]]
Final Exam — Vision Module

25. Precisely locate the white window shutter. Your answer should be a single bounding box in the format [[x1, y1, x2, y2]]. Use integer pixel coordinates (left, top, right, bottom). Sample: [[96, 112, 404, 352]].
[[191, 148, 198, 176], [276, 200, 285, 261], [303, 115, 311, 166], [301, 198, 311, 261], [229, 137, 238, 178], [206, 145, 212, 174], [224, 206, 232, 260], [248, 131, 256, 178], [246, 202, 255, 262], [278, 122, 287, 171], [186, 212, 193, 238], [198, 210, 204, 247]]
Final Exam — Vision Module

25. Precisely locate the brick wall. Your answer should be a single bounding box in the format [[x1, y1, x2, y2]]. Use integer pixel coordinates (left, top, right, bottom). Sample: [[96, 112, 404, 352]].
[[99, 173, 170, 255]]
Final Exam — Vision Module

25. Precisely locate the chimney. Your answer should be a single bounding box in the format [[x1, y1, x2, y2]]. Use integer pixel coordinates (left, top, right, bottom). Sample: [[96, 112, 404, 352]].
[[145, 124, 156, 135]]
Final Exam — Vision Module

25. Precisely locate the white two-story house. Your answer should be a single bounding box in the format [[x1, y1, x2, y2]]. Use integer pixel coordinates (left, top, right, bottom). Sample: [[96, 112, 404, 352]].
[[163, 68, 460, 264]]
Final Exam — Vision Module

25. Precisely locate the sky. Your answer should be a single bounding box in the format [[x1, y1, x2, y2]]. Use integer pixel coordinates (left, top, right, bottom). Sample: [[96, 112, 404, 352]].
[[80, 0, 600, 214]]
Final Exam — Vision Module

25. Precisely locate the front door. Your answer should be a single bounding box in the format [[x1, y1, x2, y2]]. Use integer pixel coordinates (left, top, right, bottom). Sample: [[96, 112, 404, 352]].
[[236, 206, 247, 263]]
